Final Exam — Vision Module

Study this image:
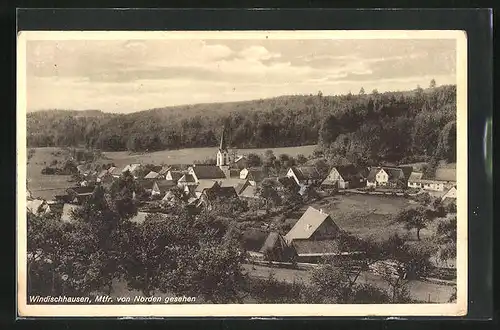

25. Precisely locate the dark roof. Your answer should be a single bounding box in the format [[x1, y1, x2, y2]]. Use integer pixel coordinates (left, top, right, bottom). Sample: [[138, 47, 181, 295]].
[[335, 164, 366, 181], [247, 168, 266, 182], [136, 179, 154, 190], [155, 180, 176, 192], [277, 176, 300, 191], [366, 167, 380, 182], [241, 228, 269, 252], [179, 173, 196, 183], [229, 169, 241, 178], [167, 170, 184, 182], [399, 166, 413, 180], [195, 180, 219, 192], [383, 167, 405, 181], [290, 166, 322, 181], [191, 165, 226, 179], [259, 232, 288, 254], [204, 186, 238, 201], [291, 239, 341, 256]]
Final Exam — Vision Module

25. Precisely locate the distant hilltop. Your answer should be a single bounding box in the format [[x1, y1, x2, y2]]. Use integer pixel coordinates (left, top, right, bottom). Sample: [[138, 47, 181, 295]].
[[26, 85, 457, 166]]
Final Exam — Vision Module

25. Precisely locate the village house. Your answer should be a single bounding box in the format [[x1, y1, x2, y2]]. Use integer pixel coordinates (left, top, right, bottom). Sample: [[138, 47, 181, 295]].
[[286, 166, 323, 186], [66, 186, 95, 204], [441, 185, 457, 201], [26, 199, 51, 216], [284, 206, 343, 263], [96, 169, 114, 184], [188, 165, 227, 183], [238, 184, 258, 200], [198, 185, 239, 210], [408, 171, 454, 192], [321, 164, 367, 189], [144, 171, 161, 180], [177, 173, 198, 188], [217, 178, 250, 195], [366, 166, 409, 188], [165, 169, 184, 183], [108, 166, 121, 178], [233, 155, 248, 170], [194, 180, 220, 198], [240, 167, 267, 186], [162, 190, 184, 205], [276, 176, 300, 193], [121, 163, 142, 178], [258, 232, 295, 262]]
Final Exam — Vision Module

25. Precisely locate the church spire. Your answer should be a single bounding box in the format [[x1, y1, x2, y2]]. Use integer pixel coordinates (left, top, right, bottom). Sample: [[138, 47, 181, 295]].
[[219, 126, 228, 151]]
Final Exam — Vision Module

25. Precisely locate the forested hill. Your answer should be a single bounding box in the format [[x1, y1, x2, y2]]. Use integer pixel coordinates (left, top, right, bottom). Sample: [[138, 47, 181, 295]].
[[27, 85, 457, 164]]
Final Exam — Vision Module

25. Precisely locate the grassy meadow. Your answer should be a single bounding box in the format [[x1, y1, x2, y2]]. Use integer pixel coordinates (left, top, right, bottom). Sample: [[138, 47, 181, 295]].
[[101, 144, 317, 169]]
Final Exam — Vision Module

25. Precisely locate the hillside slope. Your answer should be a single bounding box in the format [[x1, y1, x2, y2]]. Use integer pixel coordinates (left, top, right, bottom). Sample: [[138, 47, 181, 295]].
[[26, 85, 457, 165]]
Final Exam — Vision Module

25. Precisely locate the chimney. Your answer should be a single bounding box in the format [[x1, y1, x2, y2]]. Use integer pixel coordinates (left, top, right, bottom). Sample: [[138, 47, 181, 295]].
[[319, 208, 324, 214]]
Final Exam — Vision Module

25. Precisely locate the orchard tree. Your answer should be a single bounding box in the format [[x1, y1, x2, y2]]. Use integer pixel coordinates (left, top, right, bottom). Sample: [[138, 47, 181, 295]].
[[256, 178, 281, 214], [430, 78, 437, 88], [246, 153, 263, 167], [394, 207, 432, 240]]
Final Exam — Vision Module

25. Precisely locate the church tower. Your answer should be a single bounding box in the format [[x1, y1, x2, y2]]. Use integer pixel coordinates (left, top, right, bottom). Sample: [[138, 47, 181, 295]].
[[217, 126, 231, 178]]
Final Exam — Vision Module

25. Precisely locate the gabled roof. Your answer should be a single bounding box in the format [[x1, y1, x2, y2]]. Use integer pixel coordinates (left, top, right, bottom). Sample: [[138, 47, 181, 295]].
[[191, 165, 226, 180], [178, 173, 196, 183], [234, 155, 246, 163], [366, 167, 381, 182], [122, 163, 141, 173], [291, 239, 341, 256], [247, 168, 266, 182], [26, 199, 48, 215], [259, 232, 288, 254], [382, 167, 405, 181], [154, 180, 175, 192], [60, 203, 82, 223], [238, 184, 258, 198], [218, 178, 248, 191], [166, 170, 183, 182], [277, 176, 300, 191], [284, 207, 338, 243], [336, 164, 364, 181], [144, 171, 159, 179], [204, 186, 238, 201], [195, 180, 220, 193], [289, 166, 322, 181], [158, 166, 172, 175], [162, 190, 182, 203], [408, 172, 424, 182], [399, 166, 413, 180]]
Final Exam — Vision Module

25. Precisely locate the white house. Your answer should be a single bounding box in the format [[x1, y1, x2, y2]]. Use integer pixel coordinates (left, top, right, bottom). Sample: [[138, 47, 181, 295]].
[[441, 186, 457, 200]]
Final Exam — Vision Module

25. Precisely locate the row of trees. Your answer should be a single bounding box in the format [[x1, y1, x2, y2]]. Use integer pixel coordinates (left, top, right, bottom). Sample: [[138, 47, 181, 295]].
[[27, 85, 456, 165], [27, 173, 245, 302]]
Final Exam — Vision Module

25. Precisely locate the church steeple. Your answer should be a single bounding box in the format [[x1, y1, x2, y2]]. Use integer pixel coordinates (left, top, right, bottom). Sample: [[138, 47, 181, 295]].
[[219, 126, 228, 151], [217, 125, 230, 168]]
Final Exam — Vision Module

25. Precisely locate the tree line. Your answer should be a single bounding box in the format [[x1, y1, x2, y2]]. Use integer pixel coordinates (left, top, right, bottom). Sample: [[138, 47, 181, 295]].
[[27, 84, 456, 165]]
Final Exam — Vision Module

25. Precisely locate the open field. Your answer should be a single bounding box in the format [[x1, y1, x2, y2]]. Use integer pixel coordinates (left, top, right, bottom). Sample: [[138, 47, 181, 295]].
[[278, 193, 419, 242], [242, 264, 454, 303], [26, 147, 74, 200], [102, 145, 317, 169]]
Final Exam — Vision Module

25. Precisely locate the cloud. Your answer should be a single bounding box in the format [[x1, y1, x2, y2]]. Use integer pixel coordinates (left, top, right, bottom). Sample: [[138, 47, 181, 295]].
[[25, 38, 457, 112]]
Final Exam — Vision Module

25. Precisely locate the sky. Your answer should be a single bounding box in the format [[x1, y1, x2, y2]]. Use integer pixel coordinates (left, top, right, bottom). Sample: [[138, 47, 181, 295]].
[[25, 37, 457, 113]]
